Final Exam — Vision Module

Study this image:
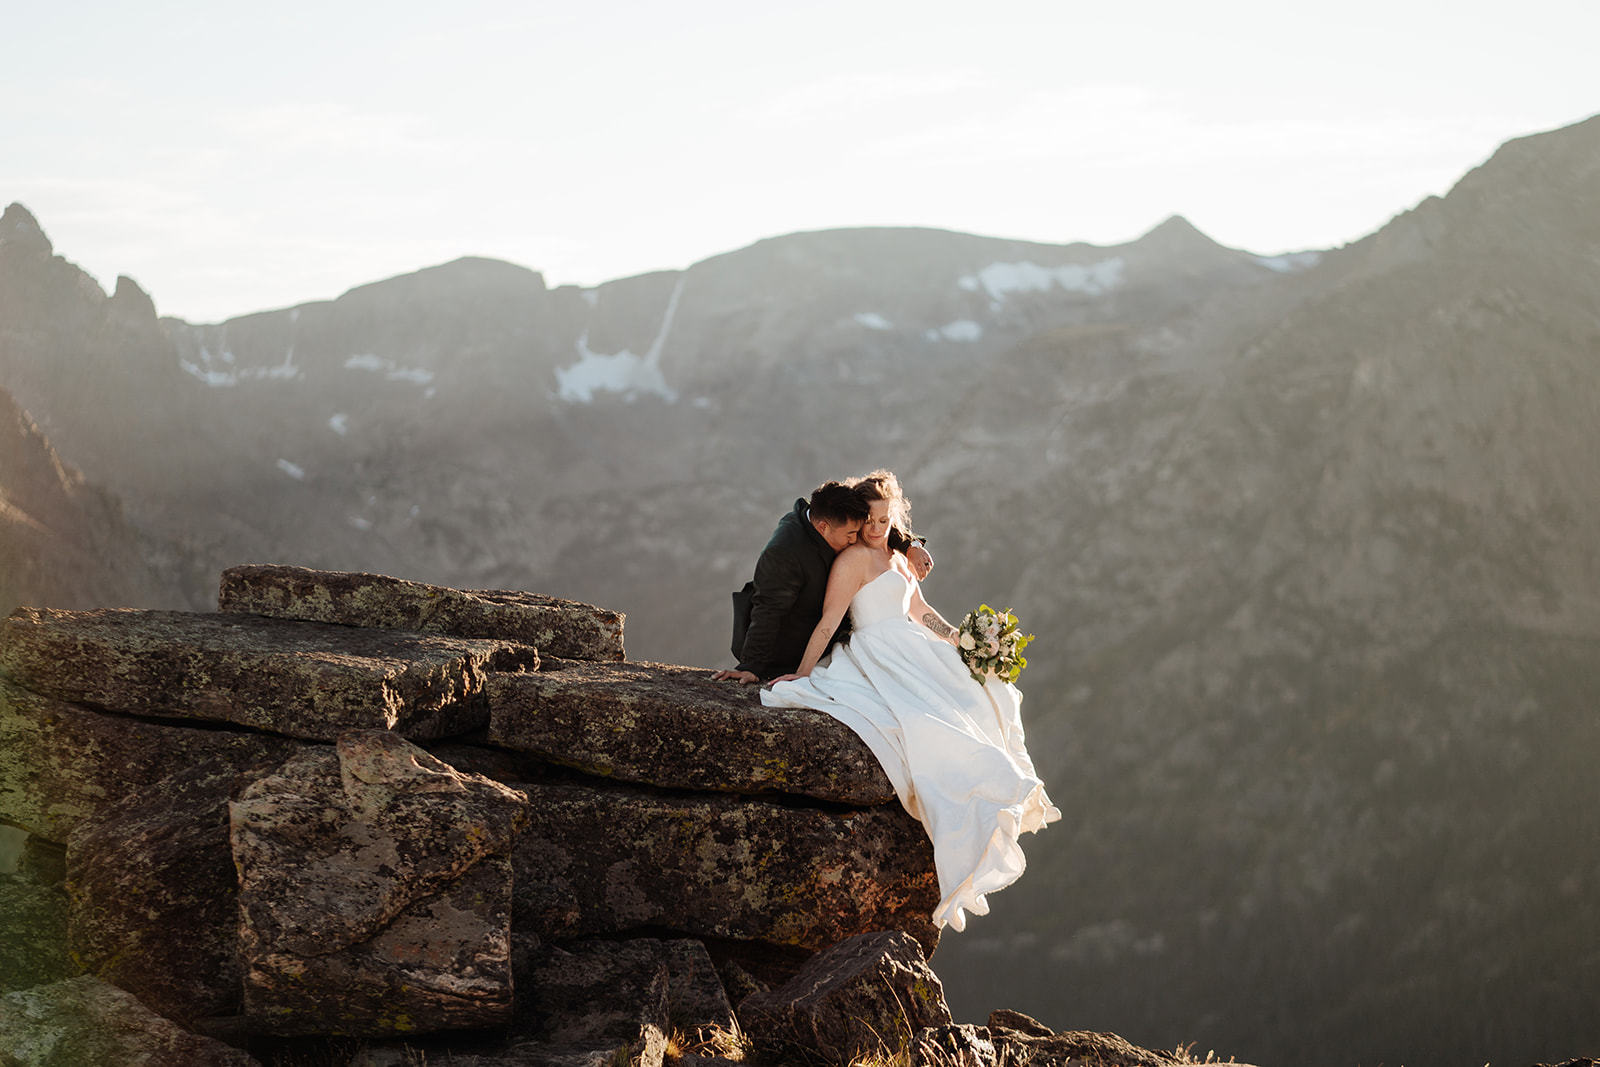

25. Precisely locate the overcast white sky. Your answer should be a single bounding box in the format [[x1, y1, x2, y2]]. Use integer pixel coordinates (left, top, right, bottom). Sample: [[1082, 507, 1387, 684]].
[[5, 0, 1596, 323]]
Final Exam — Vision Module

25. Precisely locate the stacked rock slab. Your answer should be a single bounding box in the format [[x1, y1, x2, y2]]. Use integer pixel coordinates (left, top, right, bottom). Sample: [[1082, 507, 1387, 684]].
[[487, 658, 896, 803], [0, 564, 944, 1064], [0, 606, 540, 740], [218, 564, 624, 662]]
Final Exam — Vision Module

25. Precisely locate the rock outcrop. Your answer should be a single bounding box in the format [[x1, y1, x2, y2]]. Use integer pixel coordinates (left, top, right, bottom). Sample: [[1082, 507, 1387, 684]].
[[0, 566, 970, 1064], [0, 565, 1255, 1065]]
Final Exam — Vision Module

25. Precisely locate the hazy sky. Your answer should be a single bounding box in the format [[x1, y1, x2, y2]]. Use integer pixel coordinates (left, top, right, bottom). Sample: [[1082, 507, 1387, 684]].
[[5, 0, 1596, 323]]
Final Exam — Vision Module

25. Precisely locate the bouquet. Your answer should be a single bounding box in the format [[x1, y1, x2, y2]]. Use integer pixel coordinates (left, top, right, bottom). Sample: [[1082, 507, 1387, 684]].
[[956, 604, 1032, 685]]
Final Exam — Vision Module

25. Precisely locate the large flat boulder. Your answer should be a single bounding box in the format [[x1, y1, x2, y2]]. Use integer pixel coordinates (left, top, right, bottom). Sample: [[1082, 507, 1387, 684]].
[[489, 660, 896, 804], [232, 731, 529, 1036], [0, 607, 538, 741], [739, 931, 951, 1065], [67, 757, 288, 1026], [0, 975, 259, 1066], [511, 779, 939, 955], [0, 678, 302, 842], [219, 565, 624, 661]]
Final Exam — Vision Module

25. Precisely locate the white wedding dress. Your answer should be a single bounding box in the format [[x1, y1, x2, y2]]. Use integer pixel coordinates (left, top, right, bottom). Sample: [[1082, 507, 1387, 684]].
[[761, 566, 1061, 931]]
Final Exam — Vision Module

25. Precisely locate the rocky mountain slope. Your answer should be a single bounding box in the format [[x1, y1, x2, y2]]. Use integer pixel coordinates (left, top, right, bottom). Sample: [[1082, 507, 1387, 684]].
[[0, 385, 195, 617], [909, 116, 1600, 1067], [3, 114, 1599, 1066]]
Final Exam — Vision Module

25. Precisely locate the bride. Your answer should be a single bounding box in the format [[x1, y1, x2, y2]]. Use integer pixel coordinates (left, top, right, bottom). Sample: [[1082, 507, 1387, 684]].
[[761, 470, 1061, 931]]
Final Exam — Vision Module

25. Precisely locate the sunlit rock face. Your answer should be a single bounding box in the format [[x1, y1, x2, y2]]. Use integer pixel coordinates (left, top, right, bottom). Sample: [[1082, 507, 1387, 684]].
[[0, 387, 189, 618]]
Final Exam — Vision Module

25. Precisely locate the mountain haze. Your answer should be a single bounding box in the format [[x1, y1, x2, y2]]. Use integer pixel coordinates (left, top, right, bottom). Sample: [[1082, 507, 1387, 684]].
[[3, 115, 1598, 1067]]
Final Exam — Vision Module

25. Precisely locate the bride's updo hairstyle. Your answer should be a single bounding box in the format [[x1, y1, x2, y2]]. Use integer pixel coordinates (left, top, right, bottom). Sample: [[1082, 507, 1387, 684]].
[[853, 469, 913, 544]]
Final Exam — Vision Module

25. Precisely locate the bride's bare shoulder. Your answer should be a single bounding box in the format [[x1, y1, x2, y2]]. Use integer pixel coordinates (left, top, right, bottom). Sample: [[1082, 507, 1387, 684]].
[[835, 543, 873, 567]]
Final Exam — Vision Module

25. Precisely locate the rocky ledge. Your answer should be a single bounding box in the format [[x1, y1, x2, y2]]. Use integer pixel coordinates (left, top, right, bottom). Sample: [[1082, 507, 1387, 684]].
[[0, 565, 1250, 1066]]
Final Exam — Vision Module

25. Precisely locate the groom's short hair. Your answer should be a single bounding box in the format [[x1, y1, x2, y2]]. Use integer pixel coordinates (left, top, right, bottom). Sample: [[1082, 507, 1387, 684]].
[[809, 481, 870, 526]]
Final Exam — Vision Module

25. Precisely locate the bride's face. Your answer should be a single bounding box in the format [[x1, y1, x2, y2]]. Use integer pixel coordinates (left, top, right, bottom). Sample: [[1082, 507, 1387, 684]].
[[861, 499, 893, 547]]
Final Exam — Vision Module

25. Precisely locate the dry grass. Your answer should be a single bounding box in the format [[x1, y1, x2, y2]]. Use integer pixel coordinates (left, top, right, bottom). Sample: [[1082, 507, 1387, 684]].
[[665, 1018, 754, 1063]]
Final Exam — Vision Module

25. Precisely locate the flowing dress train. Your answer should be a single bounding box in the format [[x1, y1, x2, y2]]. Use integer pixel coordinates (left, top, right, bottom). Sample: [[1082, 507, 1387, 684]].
[[761, 567, 1061, 930]]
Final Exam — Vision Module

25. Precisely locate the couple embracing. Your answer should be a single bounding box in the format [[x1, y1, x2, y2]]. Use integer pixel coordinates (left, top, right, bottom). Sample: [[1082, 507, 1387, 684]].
[[715, 471, 1060, 932]]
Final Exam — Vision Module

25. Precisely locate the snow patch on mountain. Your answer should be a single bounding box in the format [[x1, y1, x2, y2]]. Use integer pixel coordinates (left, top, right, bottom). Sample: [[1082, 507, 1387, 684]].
[[557, 276, 684, 404], [854, 312, 893, 330], [344, 354, 436, 385], [1256, 251, 1323, 273], [276, 459, 305, 480], [960, 258, 1125, 302], [925, 319, 984, 342], [329, 414, 349, 436], [181, 346, 302, 386]]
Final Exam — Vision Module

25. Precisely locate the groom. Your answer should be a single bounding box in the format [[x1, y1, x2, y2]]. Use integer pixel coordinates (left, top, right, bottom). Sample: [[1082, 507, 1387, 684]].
[[714, 479, 932, 684]]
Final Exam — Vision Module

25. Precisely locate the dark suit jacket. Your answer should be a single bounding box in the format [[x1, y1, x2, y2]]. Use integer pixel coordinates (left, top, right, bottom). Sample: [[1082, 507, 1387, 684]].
[[731, 499, 852, 680]]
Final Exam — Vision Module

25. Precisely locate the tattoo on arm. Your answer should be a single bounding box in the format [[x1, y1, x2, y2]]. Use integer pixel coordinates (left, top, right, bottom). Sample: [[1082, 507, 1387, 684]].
[[922, 613, 957, 639]]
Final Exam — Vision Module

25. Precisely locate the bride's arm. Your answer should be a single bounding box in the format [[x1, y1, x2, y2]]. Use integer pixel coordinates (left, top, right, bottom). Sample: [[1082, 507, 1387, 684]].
[[772, 549, 869, 681], [905, 564, 959, 645]]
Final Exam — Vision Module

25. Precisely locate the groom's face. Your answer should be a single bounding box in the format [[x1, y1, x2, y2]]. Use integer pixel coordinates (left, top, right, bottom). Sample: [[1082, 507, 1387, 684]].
[[817, 518, 863, 553]]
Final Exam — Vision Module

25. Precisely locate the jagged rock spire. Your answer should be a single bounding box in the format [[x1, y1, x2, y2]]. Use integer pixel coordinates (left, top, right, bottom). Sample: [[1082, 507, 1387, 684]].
[[0, 202, 52, 257]]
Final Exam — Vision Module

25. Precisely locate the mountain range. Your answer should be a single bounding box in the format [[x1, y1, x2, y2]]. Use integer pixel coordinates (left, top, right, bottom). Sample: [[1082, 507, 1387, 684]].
[[2, 114, 1598, 1067]]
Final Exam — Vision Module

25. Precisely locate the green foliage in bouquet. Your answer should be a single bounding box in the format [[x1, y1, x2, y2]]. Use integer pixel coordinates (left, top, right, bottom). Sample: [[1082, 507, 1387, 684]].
[[957, 604, 1032, 685]]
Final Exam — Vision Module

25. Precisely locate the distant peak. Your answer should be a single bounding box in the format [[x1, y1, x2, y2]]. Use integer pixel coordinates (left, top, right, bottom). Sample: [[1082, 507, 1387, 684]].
[[0, 202, 53, 257], [1138, 214, 1221, 248], [110, 275, 157, 320]]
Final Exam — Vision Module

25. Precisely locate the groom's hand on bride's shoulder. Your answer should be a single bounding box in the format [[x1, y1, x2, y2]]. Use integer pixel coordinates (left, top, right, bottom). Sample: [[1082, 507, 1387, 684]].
[[713, 669, 761, 684], [909, 542, 934, 579]]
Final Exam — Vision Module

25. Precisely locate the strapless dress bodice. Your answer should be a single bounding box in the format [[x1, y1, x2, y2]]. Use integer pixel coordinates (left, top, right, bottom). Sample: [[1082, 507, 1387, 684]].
[[848, 568, 913, 630]]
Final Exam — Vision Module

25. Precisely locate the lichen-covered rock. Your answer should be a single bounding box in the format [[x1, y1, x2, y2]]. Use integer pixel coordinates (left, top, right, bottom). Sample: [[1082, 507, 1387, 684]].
[[219, 564, 624, 661], [738, 930, 951, 1064], [0, 872, 69, 994], [66, 757, 288, 1025], [512, 780, 939, 955], [514, 940, 671, 1067], [231, 731, 529, 1035], [0, 607, 538, 740], [489, 660, 896, 804], [0, 975, 259, 1066], [0, 678, 302, 842]]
